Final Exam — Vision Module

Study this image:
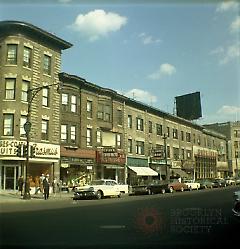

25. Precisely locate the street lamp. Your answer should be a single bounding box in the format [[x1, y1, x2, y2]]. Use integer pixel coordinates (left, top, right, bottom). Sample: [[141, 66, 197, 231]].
[[22, 83, 61, 199]]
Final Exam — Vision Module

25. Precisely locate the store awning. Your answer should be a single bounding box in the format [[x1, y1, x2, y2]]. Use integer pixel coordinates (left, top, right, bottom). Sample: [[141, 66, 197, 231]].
[[128, 166, 158, 176], [171, 168, 189, 178]]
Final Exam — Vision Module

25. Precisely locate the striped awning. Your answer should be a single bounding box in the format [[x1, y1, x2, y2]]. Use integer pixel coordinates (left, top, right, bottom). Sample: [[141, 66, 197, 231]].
[[128, 166, 158, 176]]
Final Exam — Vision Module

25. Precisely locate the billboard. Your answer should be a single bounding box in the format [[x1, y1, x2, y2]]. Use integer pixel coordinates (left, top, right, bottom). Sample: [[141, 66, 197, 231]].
[[175, 91, 202, 120]]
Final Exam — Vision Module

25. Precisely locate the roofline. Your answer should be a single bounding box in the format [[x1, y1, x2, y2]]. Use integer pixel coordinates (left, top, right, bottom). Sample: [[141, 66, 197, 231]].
[[59, 72, 208, 132], [0, 20, 72, 50]]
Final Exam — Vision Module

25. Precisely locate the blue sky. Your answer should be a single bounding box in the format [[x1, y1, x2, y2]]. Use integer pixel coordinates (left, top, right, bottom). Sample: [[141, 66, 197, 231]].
[[1, 0, 239, 124]]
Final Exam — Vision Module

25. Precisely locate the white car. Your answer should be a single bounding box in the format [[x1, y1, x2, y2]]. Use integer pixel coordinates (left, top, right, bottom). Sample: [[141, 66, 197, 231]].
[[225, 178, 236, 186], [183, 179, 200, 190], [73, 179, 128, 200]]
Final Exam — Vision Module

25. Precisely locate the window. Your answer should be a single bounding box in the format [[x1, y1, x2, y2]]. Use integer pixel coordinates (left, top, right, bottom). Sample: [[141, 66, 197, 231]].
[[7, 44, 17, 64], [70, 125, 76, 144], [97, 103, 111, 122], [128, 115, 132, 128], [20, 116, 27, 137], [181, 131, 184, 141], [156, 124, 163, 136], [41, 120, 49, 140], [3, 114, 14, 136], [181, 149, 185, 160], [116, 134, 121, 148], [87, 101, 93, 118], [149, 121, 152, 133], [5, 78, 15, 100], [197, 135, 201, 145], [173, 147, 179, 160], [104, 105, 111, 122], [234, 130, 240, 138], [23, 47, 31, 68], [167, 146, 171, 158], [128, 139, 133, 153], [136, 118, 144, 131], [167, 127, 170, 137], [71, 95, 77, 112], [96, 130, 102, 144], [61, 125, 67, 143], [186, 132, 191, 142], [136, 141, 144, 155], [21, 80, 29, 102], [117, 110, 123, 125], [42, 87, 49, 107], [43, 54, 51, 75], [173, 128, 178, 139], [87, 128, 92, 146], [62, 93, 68, 105], [186, 150, 192, 159]]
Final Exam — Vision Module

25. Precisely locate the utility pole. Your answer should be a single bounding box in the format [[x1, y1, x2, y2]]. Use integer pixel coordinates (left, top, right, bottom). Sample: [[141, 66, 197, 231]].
[[163, 133, 169, 182]]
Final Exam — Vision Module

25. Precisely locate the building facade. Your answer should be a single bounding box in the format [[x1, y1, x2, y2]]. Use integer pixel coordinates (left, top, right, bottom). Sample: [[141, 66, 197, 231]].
[[204, 121, 240, 177], [0, 21, 72, 190]]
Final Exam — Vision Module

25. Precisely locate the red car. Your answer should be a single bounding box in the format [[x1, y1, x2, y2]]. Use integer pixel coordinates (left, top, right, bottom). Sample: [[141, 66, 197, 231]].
[[167, 179, 188, 193]]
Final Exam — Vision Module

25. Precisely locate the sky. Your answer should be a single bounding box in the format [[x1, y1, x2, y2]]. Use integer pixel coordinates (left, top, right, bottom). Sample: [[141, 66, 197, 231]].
[[0, 0, 239, 125]]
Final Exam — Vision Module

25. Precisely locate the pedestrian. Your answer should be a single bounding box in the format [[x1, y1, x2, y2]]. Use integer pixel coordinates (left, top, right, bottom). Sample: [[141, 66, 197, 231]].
[[39, 173, 45, 194], [43, 175, 50, 200], [34, 176, 41, 195], [17, 175, 24, 196], [52, 177, 58, 196]]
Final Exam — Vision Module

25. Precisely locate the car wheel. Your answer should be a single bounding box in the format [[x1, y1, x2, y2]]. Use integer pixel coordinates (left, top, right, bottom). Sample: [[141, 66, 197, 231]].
[[118, 192, 121, 198], [96, 190, 102, 199], [189, 186, 192, 191], [169, 187, 174, 193], [161, 188, 166, 194], [180, 187, 184, 192]]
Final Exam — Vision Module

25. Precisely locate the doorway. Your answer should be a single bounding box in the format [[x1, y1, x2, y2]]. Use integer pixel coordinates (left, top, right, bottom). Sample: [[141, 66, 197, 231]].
[[1, 166, 18, 190]]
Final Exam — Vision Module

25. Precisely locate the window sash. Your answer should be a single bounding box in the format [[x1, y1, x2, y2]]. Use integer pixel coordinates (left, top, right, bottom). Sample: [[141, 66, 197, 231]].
[[61, 125, 67, 142], [23, 47, 31, 67], [5, 79, 15, 100], [20, 116, 27, 136], [62, 93, 68, 105], [87, 129, 92, 146], [21, 80, 29, 102], [43, 55, 51, 75], [71, 95, 77, 112], [70, 126, 76, 143], [87, 101, 93, 118], [41, 120, 49, 140], [42, 88, 49, 107], [3, 114, 14, 136], [7, 44, 17, 64]]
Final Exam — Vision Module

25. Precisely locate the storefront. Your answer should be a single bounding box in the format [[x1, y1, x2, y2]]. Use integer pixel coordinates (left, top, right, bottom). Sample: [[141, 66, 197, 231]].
[[60, 146, 95, 186], [0, 140, 60, 191], [96, 148, 126, 184], [127, 156, 158, 186]]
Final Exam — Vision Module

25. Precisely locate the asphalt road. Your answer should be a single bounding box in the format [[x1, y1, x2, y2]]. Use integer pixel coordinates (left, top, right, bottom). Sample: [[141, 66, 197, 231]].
[[0, 186, 239, 249]]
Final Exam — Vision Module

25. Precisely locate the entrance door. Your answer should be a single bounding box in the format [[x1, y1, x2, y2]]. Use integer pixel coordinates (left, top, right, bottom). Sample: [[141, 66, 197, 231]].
[[3, 166, 17, 190]]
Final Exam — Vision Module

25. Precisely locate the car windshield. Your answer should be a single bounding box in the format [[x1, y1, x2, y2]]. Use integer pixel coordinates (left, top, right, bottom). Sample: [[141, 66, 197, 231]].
[[90, 180, 105, 185]]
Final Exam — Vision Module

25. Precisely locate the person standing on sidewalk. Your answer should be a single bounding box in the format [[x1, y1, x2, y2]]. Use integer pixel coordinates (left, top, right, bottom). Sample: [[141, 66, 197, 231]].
[[17, 175, 24, 196], [43, 175, 50, 200]]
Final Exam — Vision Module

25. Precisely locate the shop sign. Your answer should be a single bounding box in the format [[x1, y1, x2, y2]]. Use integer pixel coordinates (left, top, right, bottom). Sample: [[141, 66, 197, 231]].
[[96, 150, 126, 165], [0, 140, 60, 159], [61, 157, 94, 166]]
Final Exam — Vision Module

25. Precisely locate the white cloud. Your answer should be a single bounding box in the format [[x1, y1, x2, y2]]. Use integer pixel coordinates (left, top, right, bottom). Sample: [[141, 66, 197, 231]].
[[148, 63, 176, 80], [70, 9, 127, 41], [216, 1, 239, 12], [58, 0, 72, 3], [210, 46, 224, 55], [217, 105, 240, 115], [138, 33, 162, 45], [230, 16, 240, 33], [124, 89, 157, 104], [219, 41, 240, 64]]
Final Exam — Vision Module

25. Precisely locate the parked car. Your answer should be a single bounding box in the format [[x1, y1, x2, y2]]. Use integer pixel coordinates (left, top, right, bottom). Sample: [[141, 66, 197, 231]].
[[198, 179, 214, 189], [73, 179, 128, 200], [167, 179, 188, 193], [212, 178, 227, 188], [225, 177, 236, 186], [183, 179, 200, 190], [232, 190, 240, 221], [131, 180, 169, 195], [234, 177, 240, 185]]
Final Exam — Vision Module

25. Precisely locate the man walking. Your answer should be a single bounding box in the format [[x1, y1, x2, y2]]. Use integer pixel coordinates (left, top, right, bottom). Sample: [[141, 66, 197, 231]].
[[43, 174, 50, 200]]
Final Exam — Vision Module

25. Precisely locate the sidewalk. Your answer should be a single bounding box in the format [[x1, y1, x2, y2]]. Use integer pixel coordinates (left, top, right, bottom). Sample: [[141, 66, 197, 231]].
[[0, 190, 73, 203]]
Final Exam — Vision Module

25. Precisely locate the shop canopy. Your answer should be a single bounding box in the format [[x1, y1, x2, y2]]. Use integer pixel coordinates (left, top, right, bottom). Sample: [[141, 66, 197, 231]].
[[128, 166, 158, 176], [171, 168, 189, 178]]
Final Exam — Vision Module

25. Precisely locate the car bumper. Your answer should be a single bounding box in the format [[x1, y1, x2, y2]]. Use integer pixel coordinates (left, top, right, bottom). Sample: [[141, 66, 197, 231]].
[[73, 191, 97, 200]]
